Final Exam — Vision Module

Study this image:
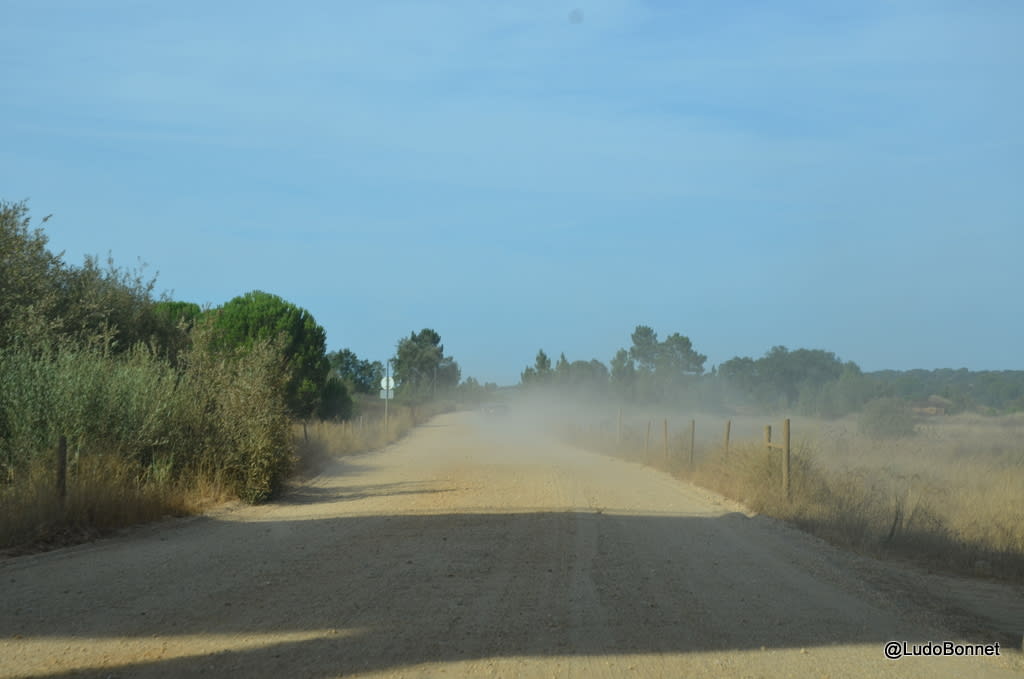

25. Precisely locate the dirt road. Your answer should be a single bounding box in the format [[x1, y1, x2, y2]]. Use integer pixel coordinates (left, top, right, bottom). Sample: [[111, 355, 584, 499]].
[[2, 412, 1022, 678]]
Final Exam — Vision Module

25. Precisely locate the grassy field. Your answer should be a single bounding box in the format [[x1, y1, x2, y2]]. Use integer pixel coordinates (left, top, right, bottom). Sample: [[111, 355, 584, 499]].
[[567, 409, 1024, 582]]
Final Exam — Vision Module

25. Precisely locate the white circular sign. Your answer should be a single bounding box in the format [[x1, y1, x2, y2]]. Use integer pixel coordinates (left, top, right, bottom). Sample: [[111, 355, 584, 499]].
[[380, 376, 395, 389]]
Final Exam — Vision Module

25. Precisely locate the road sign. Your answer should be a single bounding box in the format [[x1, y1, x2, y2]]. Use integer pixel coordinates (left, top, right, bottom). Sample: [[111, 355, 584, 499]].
[[379, 389, 394, 399], [380, 376, 395, 390]]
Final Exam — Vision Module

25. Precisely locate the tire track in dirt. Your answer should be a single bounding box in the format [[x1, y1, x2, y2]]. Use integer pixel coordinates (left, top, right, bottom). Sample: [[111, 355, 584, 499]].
[[1, 411, 1021, 678]]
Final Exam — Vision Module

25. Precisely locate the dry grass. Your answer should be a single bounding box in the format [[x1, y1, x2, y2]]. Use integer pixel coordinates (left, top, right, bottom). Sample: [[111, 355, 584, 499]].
[[0, 404, 447, 553], [295, 401, 453, 474], [567, 411, 1024, 582], [0, 455, 213, 553], [1, 391, 456, 553]]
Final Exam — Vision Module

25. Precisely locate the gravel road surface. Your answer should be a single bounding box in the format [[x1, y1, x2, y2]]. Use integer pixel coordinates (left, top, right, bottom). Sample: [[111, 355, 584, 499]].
[[2, 412, 1021, 678]]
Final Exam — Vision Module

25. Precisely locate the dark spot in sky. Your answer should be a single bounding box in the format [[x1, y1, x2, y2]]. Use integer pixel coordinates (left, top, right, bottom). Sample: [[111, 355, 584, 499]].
[[569, 8, 584, 24]]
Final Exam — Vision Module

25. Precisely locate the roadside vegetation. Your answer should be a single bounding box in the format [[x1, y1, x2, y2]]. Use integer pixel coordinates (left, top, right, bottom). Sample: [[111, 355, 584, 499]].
[[561, 410, 1024, 582], [6, 194, 1018, 584], [294, 398, 457, 478], [520, 326, 1023, 582], [0, 201, 468, 551]]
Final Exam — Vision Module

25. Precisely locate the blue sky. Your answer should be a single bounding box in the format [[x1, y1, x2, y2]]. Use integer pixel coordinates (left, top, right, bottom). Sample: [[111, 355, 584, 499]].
[[3, 1, 1022, 384]]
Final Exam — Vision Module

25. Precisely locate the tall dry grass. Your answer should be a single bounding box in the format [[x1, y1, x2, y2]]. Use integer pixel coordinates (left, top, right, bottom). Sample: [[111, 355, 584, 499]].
[[567, 411, 1024, 581], [0, 454, 214, 552], [294, 400, 453, 475]]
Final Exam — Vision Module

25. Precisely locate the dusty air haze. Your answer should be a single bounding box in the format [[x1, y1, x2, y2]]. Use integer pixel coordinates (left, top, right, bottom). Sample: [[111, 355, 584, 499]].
[[2, 3, 1023, 678]]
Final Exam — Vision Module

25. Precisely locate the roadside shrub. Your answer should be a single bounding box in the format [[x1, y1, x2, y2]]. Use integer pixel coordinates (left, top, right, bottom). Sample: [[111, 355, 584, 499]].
[[186, 329, 295, 502], [0, 325, 295, 547], [171, 323, 295, 502], [0, 203, 305, 546]]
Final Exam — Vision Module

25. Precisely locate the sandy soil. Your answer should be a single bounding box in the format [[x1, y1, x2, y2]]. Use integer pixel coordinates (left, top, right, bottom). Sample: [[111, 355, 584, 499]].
[[2, 411, 1022, 678]]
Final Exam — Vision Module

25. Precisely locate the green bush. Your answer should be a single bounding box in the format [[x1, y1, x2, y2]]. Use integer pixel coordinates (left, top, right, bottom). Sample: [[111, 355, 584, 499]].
[[0, 203, 300, 547], [180, 325, 295, 501], [0, 326, 294, 505], [859, 397, 917, 439]]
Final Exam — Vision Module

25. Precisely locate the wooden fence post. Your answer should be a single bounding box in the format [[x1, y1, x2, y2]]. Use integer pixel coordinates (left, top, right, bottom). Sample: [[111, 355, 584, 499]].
[[764, 421, 792, 500], [56, 435, 67, 508], [688, 419, 696, 467], [723, 419, 731, 456], [663, 419, 669, 459], [782, 418, 791, 500]]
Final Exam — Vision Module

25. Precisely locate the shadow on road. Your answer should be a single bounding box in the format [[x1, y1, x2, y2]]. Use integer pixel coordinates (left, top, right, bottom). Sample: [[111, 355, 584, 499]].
[[4, 506, 1020, 678], [281, 482, 456, 506]]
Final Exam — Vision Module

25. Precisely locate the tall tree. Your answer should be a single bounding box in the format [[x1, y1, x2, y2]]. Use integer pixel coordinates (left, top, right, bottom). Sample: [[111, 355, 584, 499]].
[[436, 356, 461, 390], [318, 375, 354, 421], [656, 332, 707, 378], [555, 352, 571, 381], [535, 349, 552, 376], [328, 348, 383, 394], [759, 346, 843, 406], [567, 359, 609, 389], [629, 325, 659, 374], [210, 290, 330, 419], [610, 348, 636, 398], [393, 328, 460, 401], [718, 356, 758, 390], [521, 349, 554, 385], [719, 347, 847, 410]]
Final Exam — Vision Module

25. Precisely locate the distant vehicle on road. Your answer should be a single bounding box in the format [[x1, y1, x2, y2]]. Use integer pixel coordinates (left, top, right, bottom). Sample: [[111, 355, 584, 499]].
[[480, 402, 509, 415]]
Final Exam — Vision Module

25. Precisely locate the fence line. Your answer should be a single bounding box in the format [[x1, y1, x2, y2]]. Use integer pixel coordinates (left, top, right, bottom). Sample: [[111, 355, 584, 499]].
[[609, 414, 792, 499]]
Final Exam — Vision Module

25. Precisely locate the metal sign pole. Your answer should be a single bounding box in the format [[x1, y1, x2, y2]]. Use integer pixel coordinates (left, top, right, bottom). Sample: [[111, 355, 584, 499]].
[[380, 364, 396, 437]]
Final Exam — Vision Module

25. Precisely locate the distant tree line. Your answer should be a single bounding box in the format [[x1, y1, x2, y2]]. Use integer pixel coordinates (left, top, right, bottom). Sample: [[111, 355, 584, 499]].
[[330, 329, 488, 410], [519, 324, 1024, 416], [521, 325, 707, 405], [865, 368, 1024, 415]]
